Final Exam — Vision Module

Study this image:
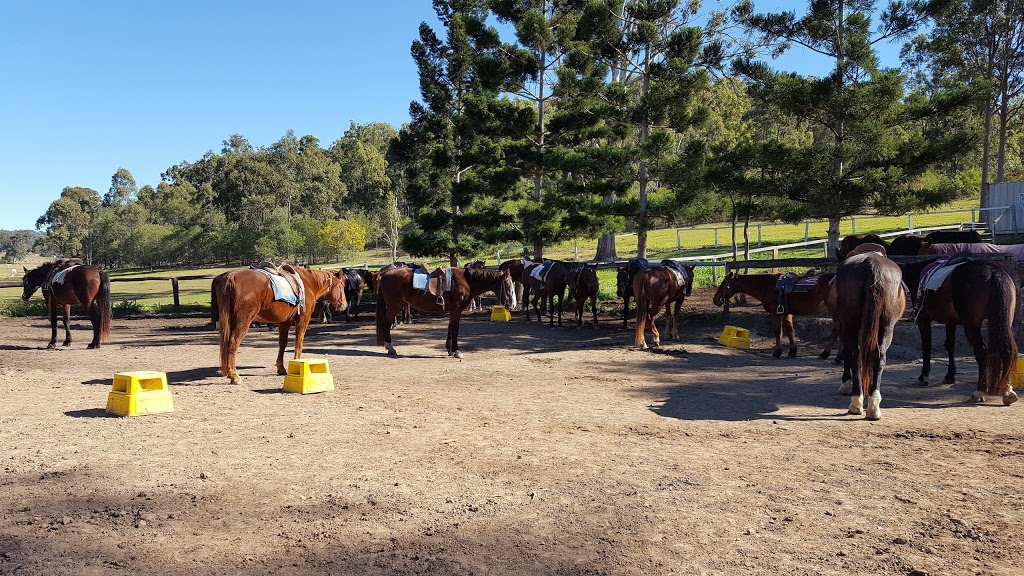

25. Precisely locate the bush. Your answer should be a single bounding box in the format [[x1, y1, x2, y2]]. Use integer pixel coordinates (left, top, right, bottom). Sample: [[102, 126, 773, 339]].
[[112, 300, 143, 317], [0, 298, 47, 318]]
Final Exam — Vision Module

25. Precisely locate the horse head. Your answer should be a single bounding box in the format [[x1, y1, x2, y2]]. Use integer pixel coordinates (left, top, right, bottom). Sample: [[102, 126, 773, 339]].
[[712, 272, 736, 307], [616, 267, 630, 298], [325, 270, 349, 312], [682, 264, 696, 296], [21, 264, 52, 302], [499, 269, 517, 310]]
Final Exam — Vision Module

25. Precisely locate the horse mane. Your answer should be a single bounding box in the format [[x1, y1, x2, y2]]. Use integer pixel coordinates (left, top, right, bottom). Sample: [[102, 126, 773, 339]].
[[463, 267, 504, 283]]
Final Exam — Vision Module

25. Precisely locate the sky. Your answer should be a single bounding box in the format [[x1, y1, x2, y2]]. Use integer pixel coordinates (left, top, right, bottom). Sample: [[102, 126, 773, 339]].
[[0, 1, 903, 232]]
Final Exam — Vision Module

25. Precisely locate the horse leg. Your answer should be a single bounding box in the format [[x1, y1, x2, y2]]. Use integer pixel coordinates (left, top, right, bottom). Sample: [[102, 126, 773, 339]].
[[622, 294, 630, 330], [557, 291, 563, 326], [916, 316, 933, 386], [839, 322, 858, 396], [820, 318, 838, 360], [771, 314, 783, 358], [650, 308, 661, 347], [86, 300, 102, 349], [226, 315, 254, 384], [785, 314, 797, 357], [45, 298, 58, 349], [591, 294, 599, 328], [963, 324, 988, 402], [942, 324, 957, 384], [276, 321, 291, 376], [448, 309, 464, 358], [61, 304, 72, 347], [291, 316, 311, 363], [865, 313, 898, 421]]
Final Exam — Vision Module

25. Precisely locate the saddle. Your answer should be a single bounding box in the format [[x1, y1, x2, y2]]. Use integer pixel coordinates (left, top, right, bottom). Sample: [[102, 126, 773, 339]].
[[251, 261, 306, 311], [660, 259, 691, 290], [529, 260, 555, 286], [44, 258, 85, 289], [775, 269, 818, 314], [412, 264, 450, 306]]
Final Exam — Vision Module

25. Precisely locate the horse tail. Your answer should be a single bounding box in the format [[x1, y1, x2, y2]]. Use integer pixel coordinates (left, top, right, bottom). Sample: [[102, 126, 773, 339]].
[[210, 280, 220, 326], [634, 275, 649, 346], [858, 281, 884, 399], [985, 271, 1018, 396], [97, 270, 112, 343], [217, 279, 235, 375], [375, 291, 387, 347]]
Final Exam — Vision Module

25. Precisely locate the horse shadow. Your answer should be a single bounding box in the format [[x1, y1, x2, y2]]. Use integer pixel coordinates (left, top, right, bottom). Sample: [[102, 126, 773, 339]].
[[80, 366, 246, 386]]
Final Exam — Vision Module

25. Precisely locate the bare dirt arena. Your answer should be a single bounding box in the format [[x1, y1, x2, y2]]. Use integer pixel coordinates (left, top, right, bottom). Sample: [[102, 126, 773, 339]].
[[1, 288, 1022, 576]]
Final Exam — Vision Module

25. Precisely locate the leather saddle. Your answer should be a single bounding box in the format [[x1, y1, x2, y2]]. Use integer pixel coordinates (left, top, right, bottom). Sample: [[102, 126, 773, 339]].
[[413, 263, 449, 305], [775, 269, 818, 314], [252, 261, 305, 310], [44, 258, 85, 288]]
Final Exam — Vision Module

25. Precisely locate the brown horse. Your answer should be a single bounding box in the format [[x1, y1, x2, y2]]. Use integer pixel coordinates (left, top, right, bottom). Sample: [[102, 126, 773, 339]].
[[834, 252, 906, 420], [498, 258, 526, 310], [836, 234, 890, 260], [212, 266, 347, 384], [900, 257, 1019, 405], [522, 261, 568, 325], [341, 268, 366, 321], [616, 258, 649, 329], [712, 271, 833, 358], [633, 264, 694, 348], [464, 259, 487, 311], [374, 266, 515, 358], [567, 263, 600, 327], [22, 261, 112, 349]]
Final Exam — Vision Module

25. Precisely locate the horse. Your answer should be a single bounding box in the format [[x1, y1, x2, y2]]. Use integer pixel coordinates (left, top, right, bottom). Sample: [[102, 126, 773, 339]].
[[522, 260, 568, 325], [567, 263, 599, 327], [836, 234, 890, 260], [497, 256, 524, 307], [712, 271, 833, 358], [374, 266, 515, 358], [900, 257, 1019, 405], [889, 231, 982, 256], [834, 252, 906, 420], [616, 258, 649, 329], [926, 229, 982, 244], [633, 263, 694, 349], [464, 259, 487, 311], [340, 268, 366, 321], [21, 260, 112, 349], [888, 233, 927, 256], [378, 263, 413, 325], [212, 266, 347, 384]]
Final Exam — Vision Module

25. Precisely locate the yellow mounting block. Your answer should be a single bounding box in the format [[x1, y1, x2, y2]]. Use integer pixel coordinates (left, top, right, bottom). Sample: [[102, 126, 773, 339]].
[[106, 371, 174, 417], [282, 358, 334, 394], [490, 305, 511, 321], [718, 325, 751, 349], [1012, 354, 1024, 390]]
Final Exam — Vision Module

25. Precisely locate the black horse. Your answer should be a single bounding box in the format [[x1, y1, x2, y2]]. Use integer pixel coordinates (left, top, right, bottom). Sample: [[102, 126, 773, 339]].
[[616, 258, 649, 329]]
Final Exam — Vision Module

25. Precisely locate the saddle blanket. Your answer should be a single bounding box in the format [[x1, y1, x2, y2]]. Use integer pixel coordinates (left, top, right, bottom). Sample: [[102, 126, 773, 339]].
[[667, 266, 689, 289], [776, 272, 818, 294], [413, 268, 452, 292], [920, 259, 964, 293], [530, 262, 552, 282], [253, 268, 299, 306], [50, 265, 80, 285]]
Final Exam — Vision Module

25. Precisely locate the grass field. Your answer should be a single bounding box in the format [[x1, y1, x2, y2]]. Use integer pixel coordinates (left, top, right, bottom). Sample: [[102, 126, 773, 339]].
[[0, 199, 991, 316]]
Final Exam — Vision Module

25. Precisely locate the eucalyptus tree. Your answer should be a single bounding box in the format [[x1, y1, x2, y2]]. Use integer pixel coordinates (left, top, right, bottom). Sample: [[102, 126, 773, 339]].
[[35, 186, 101, 260], [737, 0, 974, 252], [904, 0, 1024, 210], [393, 0, 534, 265]]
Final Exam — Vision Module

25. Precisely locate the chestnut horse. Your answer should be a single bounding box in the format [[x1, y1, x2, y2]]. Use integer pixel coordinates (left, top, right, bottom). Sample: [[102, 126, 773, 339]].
[[834, 252, 906, 420], [900, 257, 1019, 405], [21, 261, 112, 349], [567, 263, 599, 327], [633, 264, 694, 348], [212, 267, 347, 384], [522, 261, 568, 325], [712, 271, 833, 358], [836, 234, 890, 260], [616, 258, 649, 329], [375, 266, 515, 358]]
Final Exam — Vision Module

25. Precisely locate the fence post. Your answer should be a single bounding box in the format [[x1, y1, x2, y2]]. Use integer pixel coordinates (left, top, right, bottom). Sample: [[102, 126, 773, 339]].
[[712, 261, 718, 285], [804, 222, 809, 242], [908, 213, 914, 230], [574, 239, 579, 261], [851, 218, 856, 234], [171, 278, 180, 307], [757, 224, 762, 247], [676, 229, 681, 252], [971, 209, 976, 227], [496, 250, 502, 264], [823, 240, 829, 258], [714, 228, 719, 248]]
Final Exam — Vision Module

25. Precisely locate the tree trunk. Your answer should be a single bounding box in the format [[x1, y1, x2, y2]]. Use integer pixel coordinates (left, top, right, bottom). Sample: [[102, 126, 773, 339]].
[[827, 216, 841, 257], [730, 199, 738, 261], [996, 84, 1009, 183], [980, 103, 993, 221], [595, 233, 617, 261]]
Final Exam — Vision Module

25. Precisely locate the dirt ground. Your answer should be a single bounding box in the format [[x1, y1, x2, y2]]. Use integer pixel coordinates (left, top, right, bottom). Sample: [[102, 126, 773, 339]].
[[1, 288, 1023, 576]]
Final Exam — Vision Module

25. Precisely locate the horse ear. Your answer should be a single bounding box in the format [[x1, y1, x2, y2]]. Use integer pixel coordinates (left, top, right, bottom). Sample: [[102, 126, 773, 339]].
[[23, 266, 28, 273]]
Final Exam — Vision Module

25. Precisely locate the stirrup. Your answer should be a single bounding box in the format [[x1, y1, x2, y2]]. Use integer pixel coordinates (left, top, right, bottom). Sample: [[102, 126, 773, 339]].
[[436, 295, 445, 308], [776, 304, 785, 314]]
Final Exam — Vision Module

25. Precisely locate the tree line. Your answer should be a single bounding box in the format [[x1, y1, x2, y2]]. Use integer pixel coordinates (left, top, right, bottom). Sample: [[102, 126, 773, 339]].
[[11, 0, 1024, 268]]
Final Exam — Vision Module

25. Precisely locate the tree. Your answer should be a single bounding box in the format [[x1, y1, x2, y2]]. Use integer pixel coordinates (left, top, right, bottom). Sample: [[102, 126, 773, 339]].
[[36, 187, 101, 260], [393, 0, 534, 265], [904, 0, 1024, 213], [737, 0, 975, 252], [0, 230, 36, 263], [317, 219, 367, 262], [104, 168, 137, 207]]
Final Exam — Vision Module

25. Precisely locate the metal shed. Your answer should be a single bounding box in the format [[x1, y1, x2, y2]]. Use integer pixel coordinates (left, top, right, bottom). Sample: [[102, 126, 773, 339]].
[[987, 181, 1024, 233]]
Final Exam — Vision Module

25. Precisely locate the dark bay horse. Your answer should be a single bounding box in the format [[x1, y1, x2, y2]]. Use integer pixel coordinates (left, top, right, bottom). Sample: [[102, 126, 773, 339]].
[[633, 264, 694, 349], [835, 252, 905, 420], [522, 261, 568, 326], [375, 266, 515, 358], [212, 267, 347, 384], [341, 268, 366, 321], [464, 259, 487, 311], [900, 257, 1019, 405], [616, 258, 649, 329], [567, 263, 600, 327], [22, 261, 112, 349], [836, 234, 890, 260], [712, 271, 833, 358], [498, 258, 526, 310]]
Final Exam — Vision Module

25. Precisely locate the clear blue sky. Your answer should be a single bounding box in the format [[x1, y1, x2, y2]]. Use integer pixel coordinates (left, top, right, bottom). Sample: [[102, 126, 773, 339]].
[[0, 1, 902, 231]]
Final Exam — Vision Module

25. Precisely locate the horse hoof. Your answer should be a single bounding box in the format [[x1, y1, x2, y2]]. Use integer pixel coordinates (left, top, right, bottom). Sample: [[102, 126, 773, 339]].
[[970, 392, 985, 403], [838, 380, 853, 395], [772, 350, 782, 359], [819, 352, 830, 360], [46, 343, 56, 349], [1003, 391, 1018, 406], [453, 351, 463, 359], [833, 356, 843, 365], [917, 377, 930, 387], [943, 376, 956, 385], [277, 368, 287, 376], [87, 344, 98, 350], [387, 349, 397, 357], [788, 349, 798, 358]]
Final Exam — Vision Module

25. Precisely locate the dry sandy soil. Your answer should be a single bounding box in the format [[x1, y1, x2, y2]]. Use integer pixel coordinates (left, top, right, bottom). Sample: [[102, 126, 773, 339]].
[[1, 288, 1022, 576]]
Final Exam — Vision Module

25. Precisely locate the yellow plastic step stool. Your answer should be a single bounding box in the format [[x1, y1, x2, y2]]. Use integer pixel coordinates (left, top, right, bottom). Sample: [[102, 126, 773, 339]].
[[490, 305, 511, 321], [106, 371, 174, 417], [1012, 354, 1024, 390], [282, 359, 334, 394], [718, 325, 751, 349]]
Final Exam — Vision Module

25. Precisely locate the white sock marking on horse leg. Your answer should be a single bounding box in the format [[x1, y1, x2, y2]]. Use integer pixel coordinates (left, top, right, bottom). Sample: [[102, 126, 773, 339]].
[[864, 390, 882, 420], [839, 379, 853, 395], [848, 394, 864, 415], [971, 390, 986, 403], [1003, 389, 1019, 406]]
